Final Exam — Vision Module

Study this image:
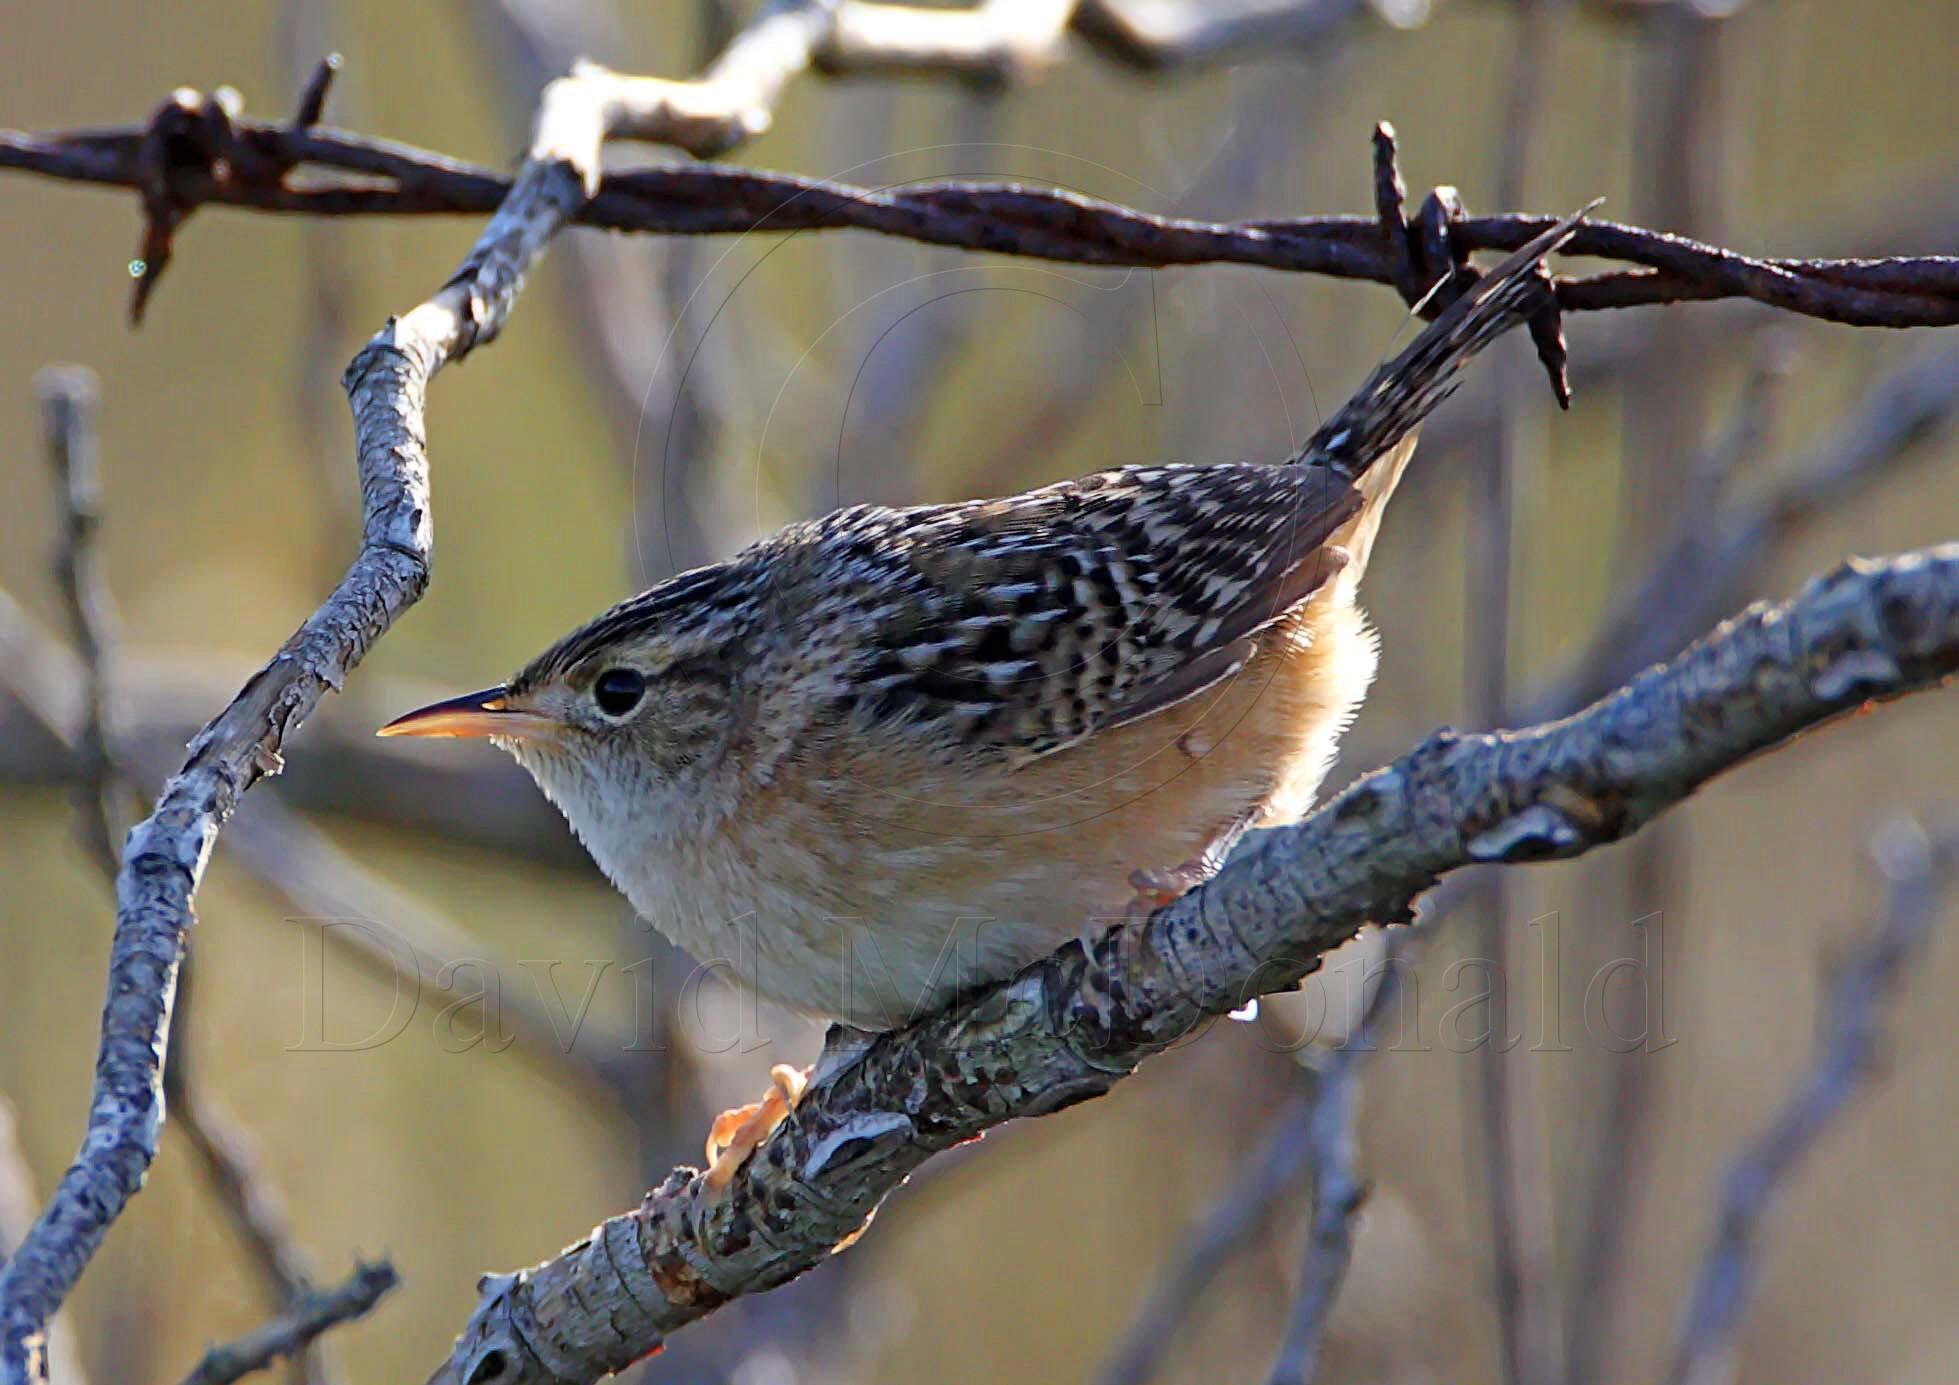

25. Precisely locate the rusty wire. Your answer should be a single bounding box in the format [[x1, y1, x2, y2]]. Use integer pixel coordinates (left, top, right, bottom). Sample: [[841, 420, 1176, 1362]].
[[5, 62, 1958, 361]]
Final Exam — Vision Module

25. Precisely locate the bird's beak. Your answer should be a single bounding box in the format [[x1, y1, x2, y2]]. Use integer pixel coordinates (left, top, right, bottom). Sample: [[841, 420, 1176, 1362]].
[[376, 686, 555, 740]]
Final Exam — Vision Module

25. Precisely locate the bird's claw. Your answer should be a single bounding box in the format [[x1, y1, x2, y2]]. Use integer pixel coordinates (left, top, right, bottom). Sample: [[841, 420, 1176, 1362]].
[[1125, 860, 1211, 919], [703, 1063, 809, 1192]]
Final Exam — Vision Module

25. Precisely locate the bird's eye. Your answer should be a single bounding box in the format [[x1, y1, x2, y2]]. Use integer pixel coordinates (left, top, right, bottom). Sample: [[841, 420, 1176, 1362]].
[[593, 667, 646, 717]]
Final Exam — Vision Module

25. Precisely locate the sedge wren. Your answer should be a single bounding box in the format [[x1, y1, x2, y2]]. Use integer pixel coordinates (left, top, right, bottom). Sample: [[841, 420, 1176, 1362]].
[[383, 218, 1577, 1178]]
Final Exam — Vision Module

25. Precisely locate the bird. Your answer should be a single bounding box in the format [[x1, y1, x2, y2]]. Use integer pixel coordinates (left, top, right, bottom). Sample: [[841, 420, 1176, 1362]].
[[380, 215, 1580, 1185]]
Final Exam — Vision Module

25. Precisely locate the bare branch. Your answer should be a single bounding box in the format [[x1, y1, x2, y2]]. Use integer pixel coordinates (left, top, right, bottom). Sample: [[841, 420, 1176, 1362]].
[[426, 545, 1959, 1385], [35, 367, 119, 876], [0, 1104, 86, 1385], [818, 0, 1076, 81], [1265, 931, 1416, 1385], [1665, 821, 1955, 1385], [175, 1261, 399, 1385]]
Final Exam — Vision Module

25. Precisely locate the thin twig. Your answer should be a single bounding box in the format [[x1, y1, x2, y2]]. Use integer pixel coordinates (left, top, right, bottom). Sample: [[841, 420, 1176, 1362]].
[[1664, 820, 1954, 1385], [1095, 1092, 1327, 1385], [1264, 931, 1417, 1385], [175, 1261, 399, 1385], [35, 367, 119, 877], [1567, 19, 1730, 1369], [1098, 811, 1394, 1385], [278, 7, 362, 573], [163, 966, 325, 1385]]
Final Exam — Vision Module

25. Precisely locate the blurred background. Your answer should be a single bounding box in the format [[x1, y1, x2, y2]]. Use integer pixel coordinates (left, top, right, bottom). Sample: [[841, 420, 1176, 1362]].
[[4, 2, 1959, 1383]]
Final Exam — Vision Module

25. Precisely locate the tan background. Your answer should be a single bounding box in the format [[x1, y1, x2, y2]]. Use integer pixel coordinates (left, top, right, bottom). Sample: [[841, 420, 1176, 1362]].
[[4, 2, 1959, 1383]]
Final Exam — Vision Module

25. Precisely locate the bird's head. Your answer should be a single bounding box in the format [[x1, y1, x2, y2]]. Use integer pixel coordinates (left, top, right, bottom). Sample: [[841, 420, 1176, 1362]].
[[379, 572, 759, 849]]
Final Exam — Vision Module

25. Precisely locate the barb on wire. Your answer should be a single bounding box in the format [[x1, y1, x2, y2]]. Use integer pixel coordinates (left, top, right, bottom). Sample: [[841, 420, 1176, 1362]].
[[1665, 820, 1954, 1385], [125, 55, 344, 323]]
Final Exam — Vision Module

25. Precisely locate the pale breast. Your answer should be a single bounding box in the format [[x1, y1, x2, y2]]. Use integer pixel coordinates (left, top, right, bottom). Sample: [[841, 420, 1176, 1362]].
[[643, 591, 1379, 1027]]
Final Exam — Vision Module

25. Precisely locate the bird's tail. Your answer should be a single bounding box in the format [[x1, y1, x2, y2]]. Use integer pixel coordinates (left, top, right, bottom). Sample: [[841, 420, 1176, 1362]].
[[1291, 207, 1590, 483]]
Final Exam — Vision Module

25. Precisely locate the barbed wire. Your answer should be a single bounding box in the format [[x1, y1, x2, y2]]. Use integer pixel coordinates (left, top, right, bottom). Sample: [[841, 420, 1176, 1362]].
[[5, 62, 1958, 364]]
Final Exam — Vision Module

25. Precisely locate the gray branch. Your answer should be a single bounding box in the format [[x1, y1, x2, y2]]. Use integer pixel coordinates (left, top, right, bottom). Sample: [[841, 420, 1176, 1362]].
[[1073, 0, 1394, 71], [428, 544, 1959, 1385], [0, 1104, 86, 1385]]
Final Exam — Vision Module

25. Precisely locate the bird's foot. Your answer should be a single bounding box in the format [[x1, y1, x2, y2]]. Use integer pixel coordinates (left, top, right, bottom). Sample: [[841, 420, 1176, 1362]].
[[1125, 860, 1212, 920], [703, 1063, 809, 1193]]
